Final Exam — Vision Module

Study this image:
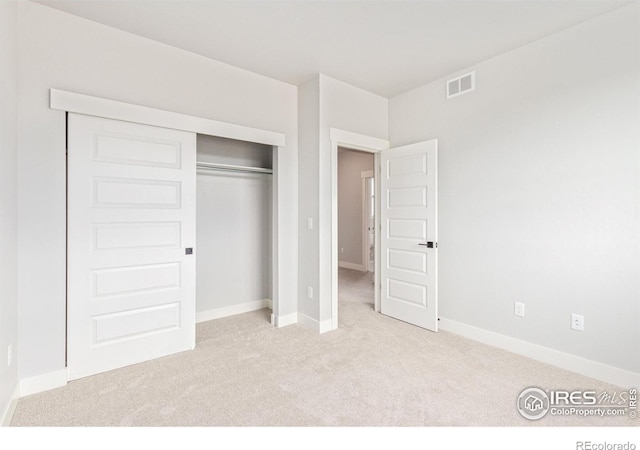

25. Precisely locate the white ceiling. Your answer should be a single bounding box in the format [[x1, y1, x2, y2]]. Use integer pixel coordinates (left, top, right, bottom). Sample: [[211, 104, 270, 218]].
[[36, 0, 632, 97]]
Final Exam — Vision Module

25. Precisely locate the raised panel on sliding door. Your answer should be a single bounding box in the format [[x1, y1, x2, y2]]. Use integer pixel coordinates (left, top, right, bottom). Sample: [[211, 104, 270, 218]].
[[93, 133, 182, 168], [92, 262, 181, 298], [92, 303, 181, 344], [93, 178, 181, 209], [92, 222, 181, 251]]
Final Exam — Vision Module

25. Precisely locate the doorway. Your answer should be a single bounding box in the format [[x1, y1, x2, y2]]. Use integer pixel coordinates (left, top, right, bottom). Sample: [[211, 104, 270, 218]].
[[329, 128, 389, 330], [337, 148, 375, 313], [337, 148, 374, 273]]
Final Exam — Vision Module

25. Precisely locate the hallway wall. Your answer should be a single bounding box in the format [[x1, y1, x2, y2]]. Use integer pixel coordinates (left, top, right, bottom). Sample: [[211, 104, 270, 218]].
[[338, 149, 374, 269]]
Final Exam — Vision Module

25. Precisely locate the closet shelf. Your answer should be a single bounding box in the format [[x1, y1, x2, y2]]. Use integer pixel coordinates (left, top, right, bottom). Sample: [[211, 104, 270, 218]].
[[196, 161, 273, 175]]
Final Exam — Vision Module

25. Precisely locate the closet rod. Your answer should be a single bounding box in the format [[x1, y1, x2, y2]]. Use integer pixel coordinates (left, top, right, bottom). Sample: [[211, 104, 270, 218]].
[[196, 161, 273, 175]]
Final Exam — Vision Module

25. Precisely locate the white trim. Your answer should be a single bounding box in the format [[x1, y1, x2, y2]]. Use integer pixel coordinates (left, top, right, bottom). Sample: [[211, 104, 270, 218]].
[[361, 170, 374, 273], [318, 318, 334, 334], [19, 369, 68, 397], [196, 299, 271, 323], [271, 312, 298, 328], [271, 146, 280, 324], [297, 313, 317, 332], [374, 152, 381, 311], [439, 317, 640, 388], [362, 176, 367, 273], [297, 313, 333, 334], [338, 261, 365, 271], [330, 128, 389, 152], [1, 385, 20, 427], [51, 89, 285, 147], [330, 129, 389, 331]]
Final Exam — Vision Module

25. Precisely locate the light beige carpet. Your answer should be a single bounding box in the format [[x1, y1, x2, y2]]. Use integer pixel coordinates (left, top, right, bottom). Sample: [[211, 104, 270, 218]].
[[10, 268, 635, 426]]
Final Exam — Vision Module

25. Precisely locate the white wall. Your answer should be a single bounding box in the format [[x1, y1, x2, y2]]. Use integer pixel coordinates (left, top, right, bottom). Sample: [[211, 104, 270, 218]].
[[196, 135, 272, 315], [0, 0, 19, 423], [298, 75, 387, 326], [338, 149, 374, 267], [297, 77, 320, 320], [389, 5, 639, 374], [16, 1, 298, 381]]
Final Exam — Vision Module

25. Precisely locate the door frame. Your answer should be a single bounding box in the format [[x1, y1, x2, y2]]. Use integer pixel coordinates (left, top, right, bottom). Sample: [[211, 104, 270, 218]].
[[361, 170, 374, 273], [51, 89, 289, 364], [329, 128, 389, 330]]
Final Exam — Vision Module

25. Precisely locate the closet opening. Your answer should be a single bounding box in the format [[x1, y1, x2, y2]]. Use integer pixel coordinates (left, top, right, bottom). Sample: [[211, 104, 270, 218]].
[[195, 134, 274, 324]]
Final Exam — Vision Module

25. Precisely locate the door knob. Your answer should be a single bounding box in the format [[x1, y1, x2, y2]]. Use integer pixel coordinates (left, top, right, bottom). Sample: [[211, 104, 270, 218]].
[[419, 242, 437, 248]]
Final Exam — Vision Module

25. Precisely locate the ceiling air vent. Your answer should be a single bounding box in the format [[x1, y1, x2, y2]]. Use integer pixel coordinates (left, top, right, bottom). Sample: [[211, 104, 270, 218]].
[[447, 71, 475, 99]]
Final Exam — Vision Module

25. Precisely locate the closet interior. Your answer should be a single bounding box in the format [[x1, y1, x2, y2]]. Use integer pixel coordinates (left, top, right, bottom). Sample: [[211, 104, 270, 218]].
[[196, 134, 273, 322]]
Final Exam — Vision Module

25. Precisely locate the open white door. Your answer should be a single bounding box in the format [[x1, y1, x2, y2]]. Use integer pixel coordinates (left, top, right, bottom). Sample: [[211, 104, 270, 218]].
[[67, 113, 196, 380], [380, 140, 438, 331]]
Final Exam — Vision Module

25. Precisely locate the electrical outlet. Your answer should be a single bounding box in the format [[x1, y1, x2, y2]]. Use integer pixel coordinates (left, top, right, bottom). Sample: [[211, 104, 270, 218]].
[[307, 218, 313, 230], [571, 314, 584, 331], [7, 342, 12, 367], [514, 302, 525, 318], [340, 248, 344, 254], [307, 286, 313, 300]]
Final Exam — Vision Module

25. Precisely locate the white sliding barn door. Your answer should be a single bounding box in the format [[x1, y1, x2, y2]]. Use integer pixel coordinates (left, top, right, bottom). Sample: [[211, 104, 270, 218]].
[[380, 140, 438, 331], [67, 113, 196, 380]]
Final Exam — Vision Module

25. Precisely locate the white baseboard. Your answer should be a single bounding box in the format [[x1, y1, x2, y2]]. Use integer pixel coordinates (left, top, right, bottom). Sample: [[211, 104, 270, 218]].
[[1, 384, 20, 427], [318, 318, 334, 334], [338, 261, 365, 271], [19, 369, 67, 397], [297, 313, 334, 334], [271, 312, 297, 328], [297, 313, 317, 332], [438, 317, 640, 388], [196, 298, 271, 323]]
